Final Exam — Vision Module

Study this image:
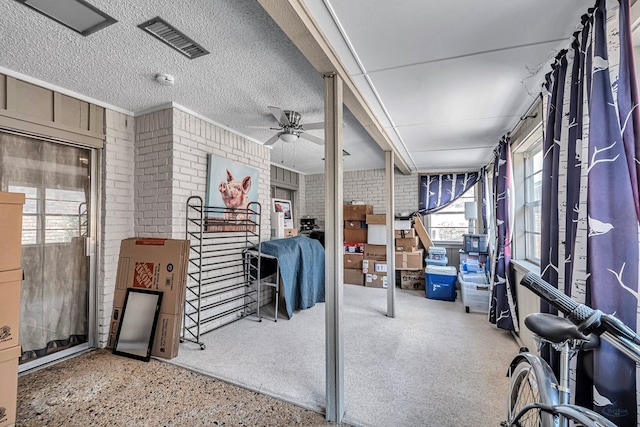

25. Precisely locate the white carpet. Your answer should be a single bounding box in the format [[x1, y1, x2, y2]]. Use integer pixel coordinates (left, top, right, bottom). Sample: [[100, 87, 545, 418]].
[[168, 285, 520, 427]]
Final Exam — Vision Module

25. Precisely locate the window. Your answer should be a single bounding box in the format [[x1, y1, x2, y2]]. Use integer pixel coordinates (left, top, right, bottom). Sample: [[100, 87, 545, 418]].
[[523, 142, 542, 264], [427, 187, 475, 242], [9, 184, 85, 245]]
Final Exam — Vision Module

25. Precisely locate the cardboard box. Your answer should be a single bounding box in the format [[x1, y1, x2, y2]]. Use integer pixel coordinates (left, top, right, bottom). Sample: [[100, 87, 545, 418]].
[[398, 270, 426, 290], [343, 268, 364, 286], [344, 220, 367, 230], [344, 228, 368, 243], [413, 217, 434, 249], [364, 244, 386, 260], [109, 306, 181, 360], [365, 273, 387, 288], [395, 249, 424, 269], [343, 204, 373, 221], [112, 238, 190, 316], [343, 243, 364, 254], [395, 228, 416, 239], [0, 270, 22, 352], [344, 253, 364, 270], [0, 192, 25, 273], [367, 224, 387, 245], [366, 214, 386, 225], [395, 236, 419, 249], [362, 259, 387, 274], [0, 345, 20, 427], [284, 228, 298, 237]]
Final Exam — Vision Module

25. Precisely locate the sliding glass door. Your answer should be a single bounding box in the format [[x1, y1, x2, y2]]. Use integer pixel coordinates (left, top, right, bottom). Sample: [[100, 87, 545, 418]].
[[0, 132, 96, 369]]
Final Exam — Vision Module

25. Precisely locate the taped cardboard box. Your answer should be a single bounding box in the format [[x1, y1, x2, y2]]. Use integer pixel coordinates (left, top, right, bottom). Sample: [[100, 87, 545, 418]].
[[344, 253, 364, 270], [344, 220, 367, 230], [365, 272, 387, 288], [112, 238, 190, 316], [344, 228, 368, 243], [343, 204, 373, 221], [0, 270, 22, 352], [0, 192, 25, 273], [398, 270, 426, 290], [395, 228, 416, 239], [0, 345, 20, 427], [343, 268, 364, 286], [363, 244, 386, 260], [365, 214, 386, 225], [395, 249, 424, 270], [109, 306, 181, 360]]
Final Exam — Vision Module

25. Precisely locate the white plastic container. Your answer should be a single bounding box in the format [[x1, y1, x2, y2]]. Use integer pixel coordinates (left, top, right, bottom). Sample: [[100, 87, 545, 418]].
[[459, 273, 490, 313]]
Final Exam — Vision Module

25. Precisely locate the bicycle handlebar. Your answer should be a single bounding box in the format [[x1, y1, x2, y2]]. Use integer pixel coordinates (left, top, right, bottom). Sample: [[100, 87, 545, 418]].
[[520, 272, 603, 334]]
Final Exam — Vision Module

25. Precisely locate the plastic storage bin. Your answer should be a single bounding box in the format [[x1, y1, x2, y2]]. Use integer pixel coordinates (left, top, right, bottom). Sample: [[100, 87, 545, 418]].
[[425, 265, 457, 301], [459, 273, 490, 313], [425, 256, 448, 266], [427, 246, 447, 260], [463, 234, 488, 253]]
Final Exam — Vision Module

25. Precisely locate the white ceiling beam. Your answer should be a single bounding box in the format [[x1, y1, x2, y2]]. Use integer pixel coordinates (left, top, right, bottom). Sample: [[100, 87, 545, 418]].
[[257, 0, 413, 175]]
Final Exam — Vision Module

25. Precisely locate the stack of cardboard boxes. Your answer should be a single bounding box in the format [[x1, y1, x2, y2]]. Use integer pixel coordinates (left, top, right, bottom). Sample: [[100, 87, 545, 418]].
[[363, 214, 388, 288], [107, 238, 190, 360], [0, 191, 25, 427], [343, 204, 372, 286]]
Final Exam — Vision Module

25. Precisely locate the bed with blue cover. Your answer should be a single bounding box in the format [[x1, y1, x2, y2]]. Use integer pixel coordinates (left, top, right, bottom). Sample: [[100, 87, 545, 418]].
[[257, 235, 325, 318]]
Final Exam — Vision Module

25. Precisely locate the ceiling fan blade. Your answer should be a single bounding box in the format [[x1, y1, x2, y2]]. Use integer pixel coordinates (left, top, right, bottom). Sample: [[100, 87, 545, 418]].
[[264, 134, 280, 146], [268, 106, 291, 127], [300, 132, 324, 145], [303, 122, 324, 130]]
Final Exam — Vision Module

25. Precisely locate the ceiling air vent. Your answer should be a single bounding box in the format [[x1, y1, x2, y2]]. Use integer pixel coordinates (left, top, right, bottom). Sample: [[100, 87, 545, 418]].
[[138, 17, 209, 59]]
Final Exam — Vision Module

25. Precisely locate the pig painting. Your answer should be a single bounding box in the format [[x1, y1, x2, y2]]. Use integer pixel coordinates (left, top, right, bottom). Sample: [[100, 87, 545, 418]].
[[219, 169, 252, 220]]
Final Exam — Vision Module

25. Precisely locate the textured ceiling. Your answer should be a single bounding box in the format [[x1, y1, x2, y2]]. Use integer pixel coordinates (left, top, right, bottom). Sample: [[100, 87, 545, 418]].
[[0, 0, 619, 175]]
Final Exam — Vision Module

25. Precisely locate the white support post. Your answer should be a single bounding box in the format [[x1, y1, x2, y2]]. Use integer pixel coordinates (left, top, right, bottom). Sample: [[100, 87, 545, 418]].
[[385, 151, 396, 317], [323, 72, 344, 423]]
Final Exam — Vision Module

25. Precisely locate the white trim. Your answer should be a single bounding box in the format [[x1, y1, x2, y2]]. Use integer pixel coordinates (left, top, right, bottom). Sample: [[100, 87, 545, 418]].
[[0, 66, 133, 115], [138, 101, 268, 148]]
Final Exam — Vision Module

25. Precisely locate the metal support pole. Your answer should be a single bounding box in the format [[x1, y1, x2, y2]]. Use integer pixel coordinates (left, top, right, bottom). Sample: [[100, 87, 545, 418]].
[[385, 151, 396, 317], [323, 72, 344, 423]]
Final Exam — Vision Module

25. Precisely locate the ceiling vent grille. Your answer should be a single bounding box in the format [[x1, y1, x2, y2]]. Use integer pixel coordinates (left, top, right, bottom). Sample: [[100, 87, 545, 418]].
[[138, 17, 209, 59]]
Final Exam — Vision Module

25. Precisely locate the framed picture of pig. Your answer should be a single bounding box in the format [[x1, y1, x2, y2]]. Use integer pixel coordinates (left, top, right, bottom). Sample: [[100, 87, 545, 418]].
[[272, 198, 293, 229], [205, 154, 259, 231]]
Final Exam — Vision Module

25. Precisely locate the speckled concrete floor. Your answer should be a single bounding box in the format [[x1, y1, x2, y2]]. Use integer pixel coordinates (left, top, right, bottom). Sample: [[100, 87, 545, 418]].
[[16, 349, 347, 427]]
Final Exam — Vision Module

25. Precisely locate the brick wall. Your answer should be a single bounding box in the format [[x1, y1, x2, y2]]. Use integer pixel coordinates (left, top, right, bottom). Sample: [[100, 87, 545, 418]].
[[100, 110, 136, 347], [303, 169, 419, 229]]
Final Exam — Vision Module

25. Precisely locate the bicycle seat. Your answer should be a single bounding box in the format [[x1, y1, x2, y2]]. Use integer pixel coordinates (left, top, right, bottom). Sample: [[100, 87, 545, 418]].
[[525, 313, 599, 348]]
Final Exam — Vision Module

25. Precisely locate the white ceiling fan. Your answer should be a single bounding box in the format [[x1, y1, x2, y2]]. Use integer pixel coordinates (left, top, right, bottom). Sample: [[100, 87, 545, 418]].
[[263, 106, 324, 146]]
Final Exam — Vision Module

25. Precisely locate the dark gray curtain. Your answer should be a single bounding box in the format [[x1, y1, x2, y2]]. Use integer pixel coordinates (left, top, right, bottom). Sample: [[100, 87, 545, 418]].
[[488, 137, 518, 331]]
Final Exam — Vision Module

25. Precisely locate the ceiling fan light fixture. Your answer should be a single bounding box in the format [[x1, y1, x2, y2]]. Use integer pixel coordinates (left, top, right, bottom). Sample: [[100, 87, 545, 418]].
[[278, 132, 299, 143]]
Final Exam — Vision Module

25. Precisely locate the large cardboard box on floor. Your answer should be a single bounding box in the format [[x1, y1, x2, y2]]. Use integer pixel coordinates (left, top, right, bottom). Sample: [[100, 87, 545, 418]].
[[112, 238, 190, 316], [365, 272, 387, 288], [0, 192, 25, 273], [398, 269, 426, 290], [109, 238, 190, 359], [0, 270, 22, 352], [0, 345, 21, 427], [343, 268, 364, 286]]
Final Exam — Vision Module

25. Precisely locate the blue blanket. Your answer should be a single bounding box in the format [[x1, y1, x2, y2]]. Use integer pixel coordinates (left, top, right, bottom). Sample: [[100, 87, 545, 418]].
[[258, 235, 325, 318]]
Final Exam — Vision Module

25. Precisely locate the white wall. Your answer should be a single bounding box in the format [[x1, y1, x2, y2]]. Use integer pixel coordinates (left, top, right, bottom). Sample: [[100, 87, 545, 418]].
[[303, 168, 419, 229], [98, 106, 271, 347]]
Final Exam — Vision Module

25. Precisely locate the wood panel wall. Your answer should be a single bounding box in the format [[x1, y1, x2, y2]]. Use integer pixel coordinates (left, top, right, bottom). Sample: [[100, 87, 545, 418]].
[[0, 73, 105, 147]]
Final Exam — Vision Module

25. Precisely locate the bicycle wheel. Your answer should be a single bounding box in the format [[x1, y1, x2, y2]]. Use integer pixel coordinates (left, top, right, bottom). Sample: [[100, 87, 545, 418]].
[[506, 357, 559, 427]]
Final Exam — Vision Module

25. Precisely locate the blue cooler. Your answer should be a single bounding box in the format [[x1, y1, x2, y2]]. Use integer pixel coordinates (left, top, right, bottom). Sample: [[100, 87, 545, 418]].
[[425, 265, 457, 301]]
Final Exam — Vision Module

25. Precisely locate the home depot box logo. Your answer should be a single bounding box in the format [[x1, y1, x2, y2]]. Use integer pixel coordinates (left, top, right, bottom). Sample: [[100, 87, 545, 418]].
[[133, 262, 156, 289]]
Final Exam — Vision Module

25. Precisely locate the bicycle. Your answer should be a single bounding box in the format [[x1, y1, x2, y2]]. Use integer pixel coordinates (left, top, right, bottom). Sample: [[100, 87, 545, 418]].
[[501, 271, 640, 427]]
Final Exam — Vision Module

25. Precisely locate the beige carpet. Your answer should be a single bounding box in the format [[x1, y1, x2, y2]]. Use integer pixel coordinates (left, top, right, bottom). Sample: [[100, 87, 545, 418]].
[[16, 349, 348, 427]]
